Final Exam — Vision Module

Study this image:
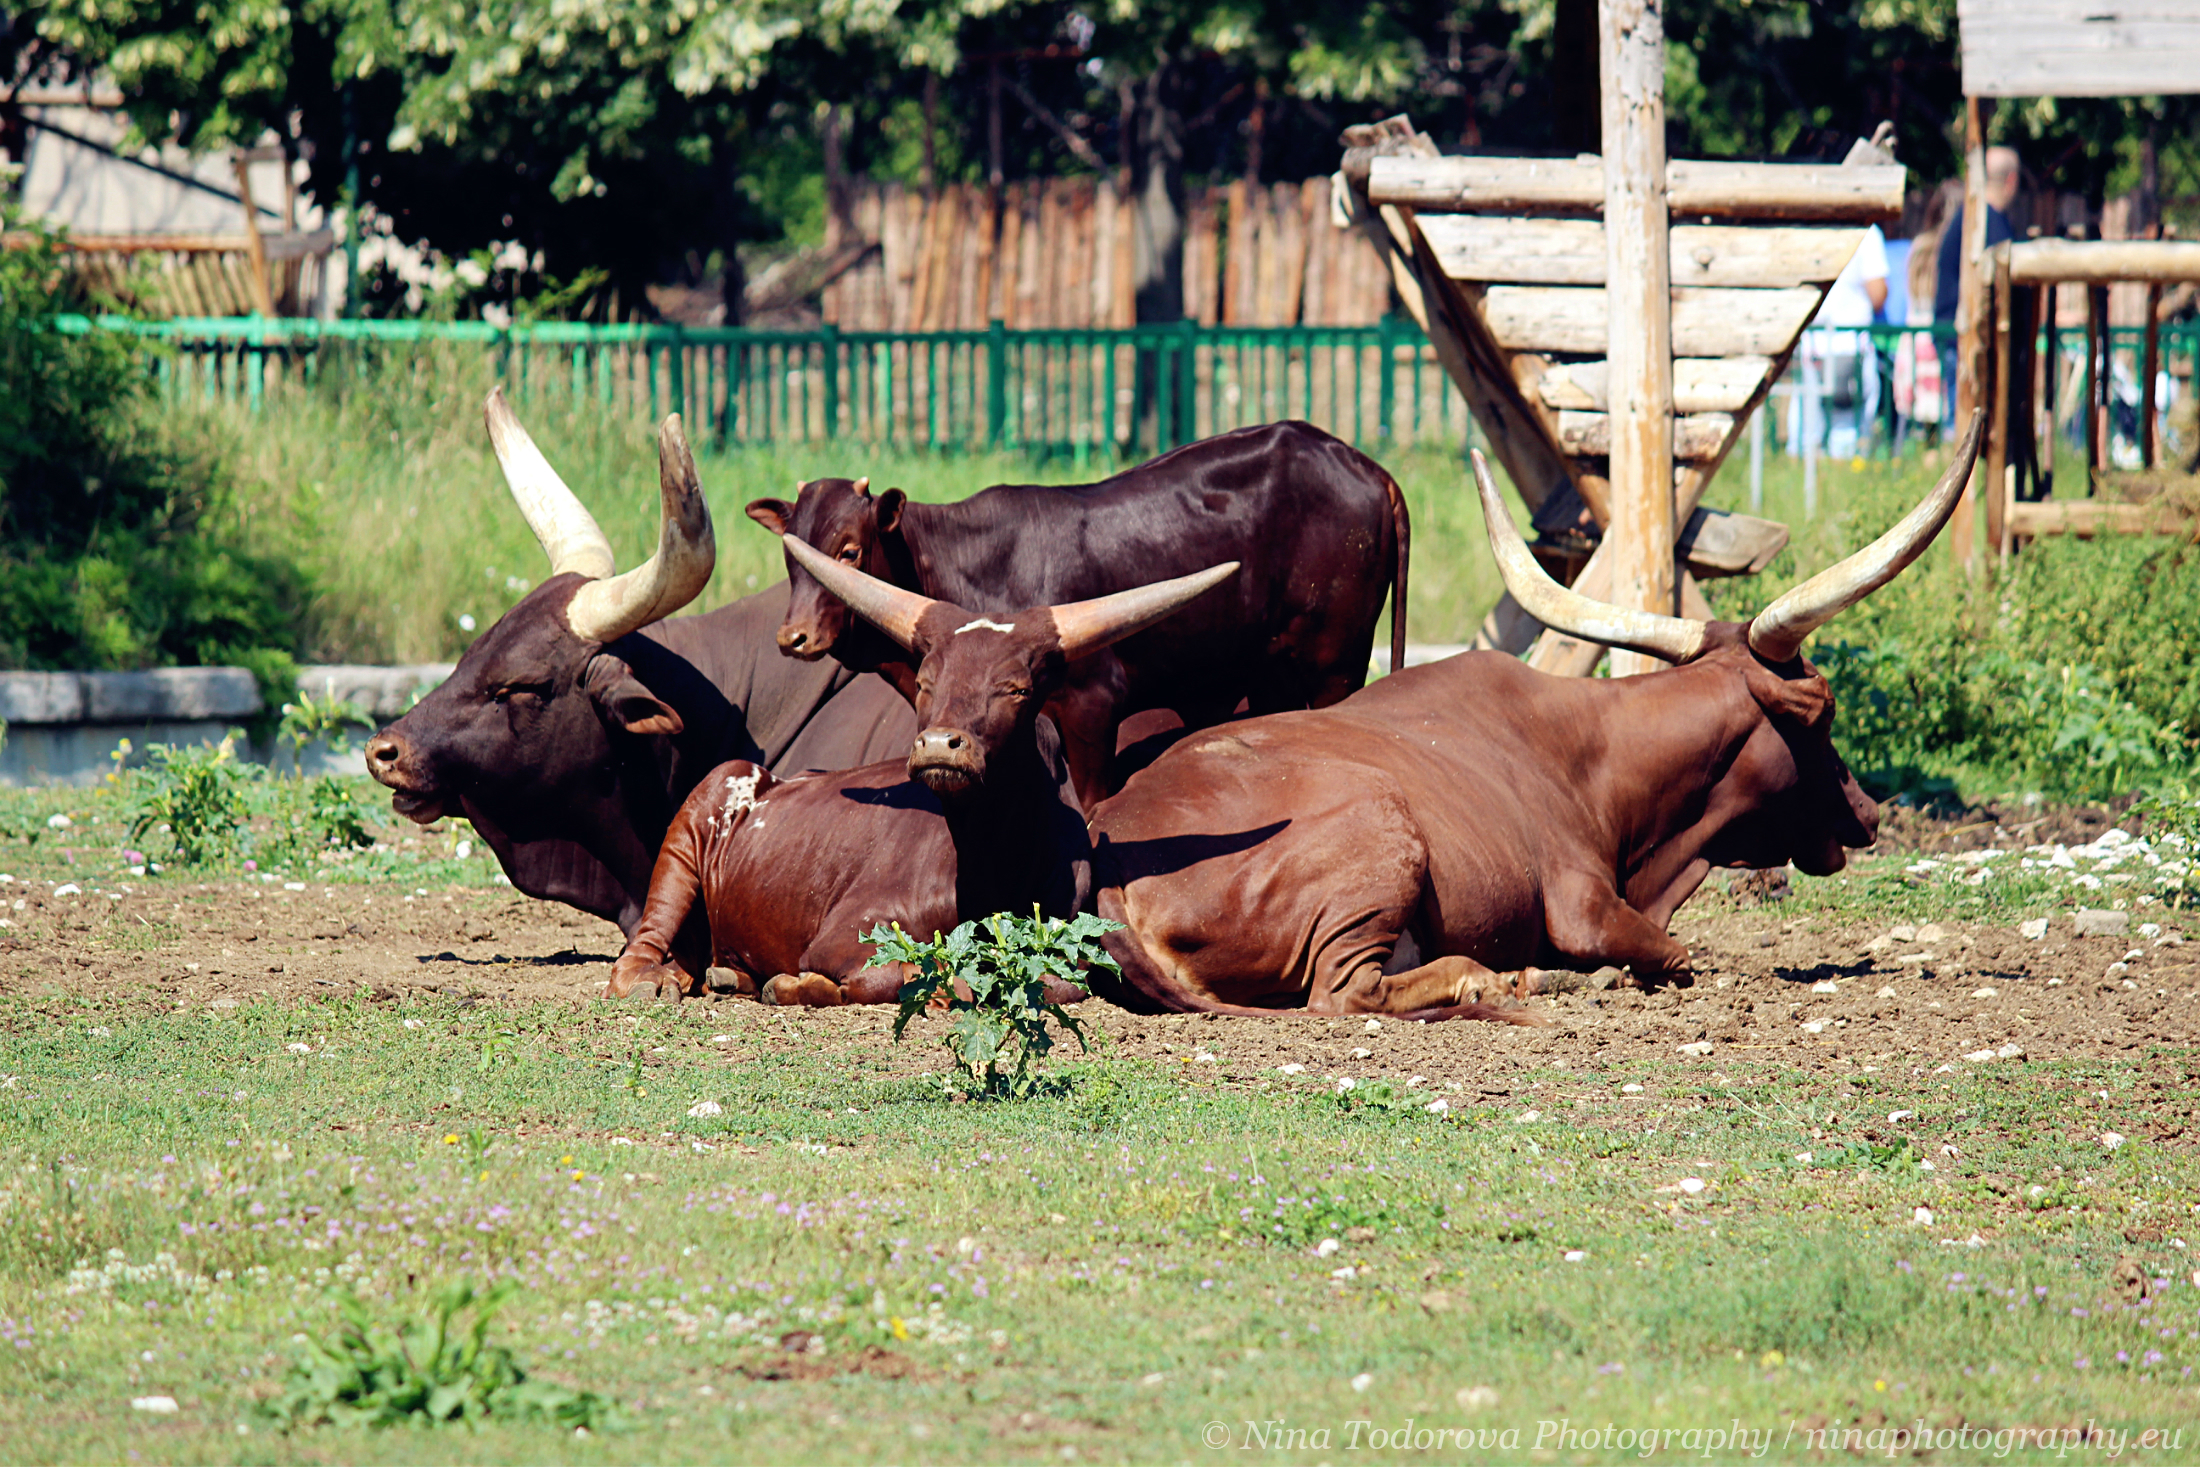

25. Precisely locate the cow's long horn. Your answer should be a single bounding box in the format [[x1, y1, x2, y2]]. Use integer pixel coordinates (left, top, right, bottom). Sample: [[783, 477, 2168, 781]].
[[1747, 411, 1984, 663], [484, 387, 615, 581], [1470, 451, 1706, 664], [1052, 562, 1239, 662], [782, 535, 936, 652], [564, 414, 717, 643]]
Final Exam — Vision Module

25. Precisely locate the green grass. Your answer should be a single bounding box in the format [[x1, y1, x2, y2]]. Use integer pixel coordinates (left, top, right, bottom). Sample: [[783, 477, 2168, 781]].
[[1, 986, 2195, 1463]]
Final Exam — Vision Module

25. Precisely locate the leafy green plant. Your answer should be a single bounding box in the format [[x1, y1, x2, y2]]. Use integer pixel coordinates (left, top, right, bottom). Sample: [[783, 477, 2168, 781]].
[[868, 909, 1119, 1097], [126, 737, 250, 865], [279, 686, 376, 760], [259, 1278, 617, 1432]]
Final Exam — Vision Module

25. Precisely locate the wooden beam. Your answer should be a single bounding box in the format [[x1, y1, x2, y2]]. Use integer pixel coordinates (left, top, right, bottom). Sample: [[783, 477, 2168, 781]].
[[1480, 284, 1820, 356], [231, 154, 278, 318], [1599, 0, 1677, 679], [6, 229, 335, 258], [2008, 500, 2191, 538], [2007, 238, 2200, 283], [1536, 355, 1772, 413], [1959, 0, 2200, 98], [1556, 410, 1732, 458], [1949, 96, 1991, 570], [1985, 244, 2011, 562], [1421, 215, 1865, 287], [1366, 155, 1905, 223]]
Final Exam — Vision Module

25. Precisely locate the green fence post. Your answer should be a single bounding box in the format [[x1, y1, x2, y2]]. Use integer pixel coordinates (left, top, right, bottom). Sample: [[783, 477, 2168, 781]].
[[1177, 319, 1198, 446], [667, 326, 685, 423], [1376, 315, 1398, 443], [987, 319, 1008, 447], [821, 323, 840, 441]]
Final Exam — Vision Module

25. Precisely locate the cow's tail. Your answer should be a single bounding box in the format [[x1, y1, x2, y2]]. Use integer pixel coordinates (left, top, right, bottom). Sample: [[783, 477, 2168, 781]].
[[1384, 468, 1410, 677]]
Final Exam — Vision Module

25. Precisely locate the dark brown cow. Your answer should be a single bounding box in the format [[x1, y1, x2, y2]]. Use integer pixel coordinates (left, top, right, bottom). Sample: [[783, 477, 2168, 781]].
[[743, 421, 1407, 807], [608, 539, 1237, 1005], [1086, 417, 1985, 1021], [365, 391, 914, 950]]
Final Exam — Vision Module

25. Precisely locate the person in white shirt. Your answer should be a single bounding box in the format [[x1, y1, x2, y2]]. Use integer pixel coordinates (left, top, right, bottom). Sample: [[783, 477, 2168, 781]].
[[1789, 224, 1889, 457]]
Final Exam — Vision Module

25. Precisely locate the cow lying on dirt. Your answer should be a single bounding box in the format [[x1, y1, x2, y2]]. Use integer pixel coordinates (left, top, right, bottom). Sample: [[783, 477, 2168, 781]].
[[1085, 416, 1985, 1022], [745, 421, 1406, 808], [607, 539, 1238, 1004], [366, 391, 913, 940]]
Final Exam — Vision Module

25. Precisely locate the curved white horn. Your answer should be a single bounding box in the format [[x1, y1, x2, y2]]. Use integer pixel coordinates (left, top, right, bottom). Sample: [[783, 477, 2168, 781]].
[[1747, 410, 1984, 663], [782, 535, 936, 652], [1052, 562, 1239, 662], [1470, 450, 1705, 664], [484, 387, 615, 580], [564, 414, 717, 643]]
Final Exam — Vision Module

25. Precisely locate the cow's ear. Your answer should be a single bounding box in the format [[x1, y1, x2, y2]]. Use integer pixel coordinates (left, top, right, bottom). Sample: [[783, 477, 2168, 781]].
[[745, 499, 792, 536], [582, 655, 685, 737], [1743, 660, 1834, 732], [874, 488, 907, 534]]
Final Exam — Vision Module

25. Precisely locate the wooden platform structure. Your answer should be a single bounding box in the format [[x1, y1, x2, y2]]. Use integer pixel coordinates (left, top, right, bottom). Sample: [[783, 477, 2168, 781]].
[[1984, 237, 2200, 554], [1337, 113, 1903, 675]]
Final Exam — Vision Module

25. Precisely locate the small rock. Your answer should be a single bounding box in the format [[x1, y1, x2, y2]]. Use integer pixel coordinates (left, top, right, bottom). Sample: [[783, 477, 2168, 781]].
[[1864, 934, 1895, 953], [1586, 966, 1624, 990], [1914, 922, 1948, 943], [1963, 1049, 1998, 1063], [1350, 1046, 1372, 1059], [1996, 1042, 2025, 1059], [1890, 924, 1917, 942], [1350, 1373, 1374, 1393], [131, 1396, 179, 1414], [1970, 987, 1998, 999], [1897, 953, 1934, 967], [687, 1100, 723, 1118], [1752, 932, 1777, 949], [1277, 1063, 1306, 1075], [1800, 1021, 1825, 1035], [1676, 1040, 1714, 1055], [1876, 985, 1898, 999], [460, 917, 494, 942], [1913, 1206, 1935, 1225], [1344, 1226, 1378, 1244], [2019, 918, 2049, 940], [1676, 1177, 1707, 1195], [207, 997, 236, 1009], [2121, 948, 2144, 963], [1363, 1018, 1382, 1034], [1457, 1386, 1500, 1411], [1418, 1290, 1455, 1313], [2100, 1132, 2125, 1151], [1811, 979, 1839, 993], [1314, 1238, 1341, 1258], [2106, 962, 2130, 978], [2074, 909, 2131, 938]]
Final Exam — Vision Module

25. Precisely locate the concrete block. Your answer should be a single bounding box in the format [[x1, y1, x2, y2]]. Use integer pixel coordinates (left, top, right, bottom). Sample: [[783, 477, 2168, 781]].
[[295, 664, 455, 721], [80, 668, 262, 723], [0, 672, 86, 724]]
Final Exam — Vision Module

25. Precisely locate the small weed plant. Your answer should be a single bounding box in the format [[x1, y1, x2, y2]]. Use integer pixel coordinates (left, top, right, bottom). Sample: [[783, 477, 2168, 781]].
[[260, 1278, 617, 1432], [121, 734, 378, 872], [867, 910, 1120, 1096], [126, 737, 250, 865]]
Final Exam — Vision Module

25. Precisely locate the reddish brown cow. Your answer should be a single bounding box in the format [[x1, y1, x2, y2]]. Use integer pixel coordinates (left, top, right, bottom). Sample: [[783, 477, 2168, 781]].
[[1086, 417, 1985, 1021], [743, 421, 1407, 807], [608, 540, 1237, 1005]]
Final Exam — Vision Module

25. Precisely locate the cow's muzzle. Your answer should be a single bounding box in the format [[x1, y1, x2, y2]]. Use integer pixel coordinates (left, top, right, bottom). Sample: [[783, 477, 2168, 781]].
[[365, 732, 452, 824], [909, 727, 983, 799], [775, 622, 829, 660]]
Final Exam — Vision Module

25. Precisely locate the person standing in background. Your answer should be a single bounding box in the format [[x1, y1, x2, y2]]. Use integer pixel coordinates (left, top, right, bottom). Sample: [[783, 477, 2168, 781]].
[[1895, 180, 1963, 445], [1790, 223, 1888, 457]]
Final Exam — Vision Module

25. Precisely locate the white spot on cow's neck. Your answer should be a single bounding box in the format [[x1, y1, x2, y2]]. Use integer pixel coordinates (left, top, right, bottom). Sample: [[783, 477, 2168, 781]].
[[714, 771, 767, 832], [954, 617, 1015, 636]]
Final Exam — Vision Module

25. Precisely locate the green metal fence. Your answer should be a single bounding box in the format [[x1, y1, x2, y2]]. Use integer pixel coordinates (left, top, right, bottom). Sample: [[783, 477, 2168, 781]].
[[51, 314, 2200, 461], [55, 314, 1478, 461]]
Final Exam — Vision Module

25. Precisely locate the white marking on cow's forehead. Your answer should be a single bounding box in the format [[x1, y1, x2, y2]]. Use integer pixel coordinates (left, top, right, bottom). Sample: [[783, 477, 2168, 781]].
[[954, 617, 1016, 636]]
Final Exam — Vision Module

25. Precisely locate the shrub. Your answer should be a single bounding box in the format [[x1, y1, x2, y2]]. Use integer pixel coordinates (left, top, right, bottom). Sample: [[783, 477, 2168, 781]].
[[260, 1279, 618, 1432], [0, 205, 303, 673], [868, 910, 1120, 1096], [122, 736, 379, 871]]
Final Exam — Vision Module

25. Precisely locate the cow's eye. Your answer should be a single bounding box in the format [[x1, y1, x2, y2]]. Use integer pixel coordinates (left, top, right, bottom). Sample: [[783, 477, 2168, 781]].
[[837, 545, 860, 563], [1001, 685, 1032, 700], [492, 683, 545, 705]]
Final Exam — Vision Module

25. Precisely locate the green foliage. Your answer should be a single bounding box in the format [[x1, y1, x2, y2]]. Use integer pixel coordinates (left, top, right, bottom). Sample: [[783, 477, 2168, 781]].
[[121, 737, 377, 870], [869, 909, 1118, 1096], [126, 738, 251, 866], [279, 686, 378, 760], [0, 205, 303, 672], [259, 1279, 619, 1433]]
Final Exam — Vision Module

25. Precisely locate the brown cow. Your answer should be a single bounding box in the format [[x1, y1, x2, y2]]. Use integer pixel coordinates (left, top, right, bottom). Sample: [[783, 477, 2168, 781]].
[[744, 421, 1408, 808], [1086, 416, 1985, 1021], [607, 539, 1237, 1005]]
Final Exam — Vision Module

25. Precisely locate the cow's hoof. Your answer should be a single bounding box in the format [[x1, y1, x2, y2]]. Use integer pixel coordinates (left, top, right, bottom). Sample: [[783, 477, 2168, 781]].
[[706, 965, 758, 997], [760, 972, 845, 1007]]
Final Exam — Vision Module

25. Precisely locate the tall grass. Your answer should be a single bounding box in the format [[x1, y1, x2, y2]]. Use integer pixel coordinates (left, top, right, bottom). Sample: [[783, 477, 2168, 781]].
[[184, 350, 1512, 662]]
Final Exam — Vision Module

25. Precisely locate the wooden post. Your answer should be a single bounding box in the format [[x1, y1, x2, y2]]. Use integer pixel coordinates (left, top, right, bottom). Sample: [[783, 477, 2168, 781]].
[[1949, 95, 1992, 569], [231, 152, 278, 318], [1985, 245, 2010, 560], [1597, 0, 1676, 679], [2142, 282, 2163, 466]]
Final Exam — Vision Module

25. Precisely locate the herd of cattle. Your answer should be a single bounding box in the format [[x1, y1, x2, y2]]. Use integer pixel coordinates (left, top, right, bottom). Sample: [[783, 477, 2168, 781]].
[[364, 390, 1984, 1021]]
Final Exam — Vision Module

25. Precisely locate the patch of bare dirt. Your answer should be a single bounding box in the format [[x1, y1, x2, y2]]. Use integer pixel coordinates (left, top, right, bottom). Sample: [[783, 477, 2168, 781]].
[[3, 877, 2195, 1101]]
